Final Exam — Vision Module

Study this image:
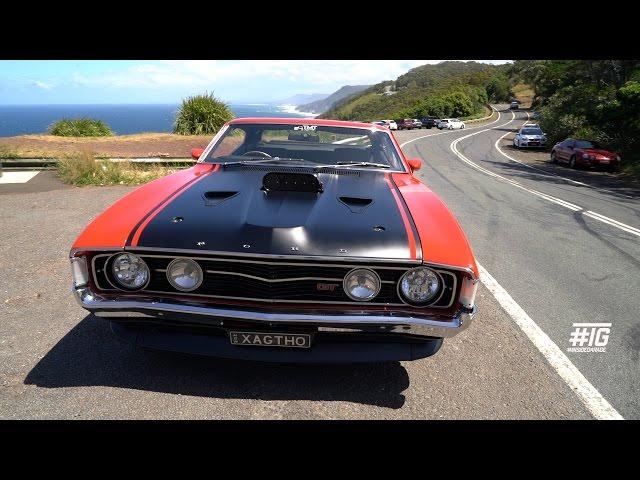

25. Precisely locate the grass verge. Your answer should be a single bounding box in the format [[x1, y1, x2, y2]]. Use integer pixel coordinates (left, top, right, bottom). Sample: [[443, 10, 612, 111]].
[[56, 152, 192, 186], [0, 144, 20, 159]]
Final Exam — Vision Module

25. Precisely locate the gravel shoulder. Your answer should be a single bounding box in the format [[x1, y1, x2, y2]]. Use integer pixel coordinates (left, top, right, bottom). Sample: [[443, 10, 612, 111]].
[[0, 185, 591, 419]]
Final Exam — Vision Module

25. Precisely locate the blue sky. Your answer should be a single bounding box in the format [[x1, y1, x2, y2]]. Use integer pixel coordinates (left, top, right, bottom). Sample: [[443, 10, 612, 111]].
[[0, 60, 510, 105]]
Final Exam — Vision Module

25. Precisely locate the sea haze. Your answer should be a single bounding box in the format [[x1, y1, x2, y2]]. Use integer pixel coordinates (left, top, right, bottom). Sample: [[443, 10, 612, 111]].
[[0, 104, 316, 137]]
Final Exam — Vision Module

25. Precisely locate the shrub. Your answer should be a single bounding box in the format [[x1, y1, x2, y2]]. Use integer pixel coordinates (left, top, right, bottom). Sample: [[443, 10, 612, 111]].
[[173, 92, 234, 135], [56, 151, 190, 186], [48, 118, 113, 137]]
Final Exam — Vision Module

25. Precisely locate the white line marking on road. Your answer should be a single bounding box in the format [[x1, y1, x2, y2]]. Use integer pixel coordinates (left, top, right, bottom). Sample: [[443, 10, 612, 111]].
[[0, 171, 39, 184], [584, 211, 640, 236], [478, 263, 623, 420], [401, 105, 628, 418], [445, 113, 640, 236], [494, 113, 635, 199]]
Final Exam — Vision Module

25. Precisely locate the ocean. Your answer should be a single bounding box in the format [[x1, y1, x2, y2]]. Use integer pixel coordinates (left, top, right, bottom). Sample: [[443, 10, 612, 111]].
[[0, 104, 317, 137]]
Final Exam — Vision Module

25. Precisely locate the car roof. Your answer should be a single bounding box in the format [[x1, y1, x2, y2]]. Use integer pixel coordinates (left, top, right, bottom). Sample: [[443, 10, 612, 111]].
[[227, 117, 385, 131]]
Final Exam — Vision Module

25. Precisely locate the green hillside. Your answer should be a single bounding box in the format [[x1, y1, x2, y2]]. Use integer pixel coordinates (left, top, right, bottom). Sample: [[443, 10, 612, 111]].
[[321, 61, 511, 121]]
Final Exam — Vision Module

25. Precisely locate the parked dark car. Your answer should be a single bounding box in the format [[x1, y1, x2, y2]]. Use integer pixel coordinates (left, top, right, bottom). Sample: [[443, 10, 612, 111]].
[[395, 119, 415, 130], [420, 117, 438, 129], [551, 138, 621, 171]]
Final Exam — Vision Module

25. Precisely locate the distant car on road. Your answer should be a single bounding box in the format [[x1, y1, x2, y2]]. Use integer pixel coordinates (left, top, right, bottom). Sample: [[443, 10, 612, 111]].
[[412, 119, 423, 129], [510, 101, 520, 109], [513, 124, 547, 148], [420, 117, 439, 129], [395, 119, 415, 130], [385, 120, 398, 130], [373, 120, 398, 130], [551, 138, 621, 171], [438, 118, 465, 130]]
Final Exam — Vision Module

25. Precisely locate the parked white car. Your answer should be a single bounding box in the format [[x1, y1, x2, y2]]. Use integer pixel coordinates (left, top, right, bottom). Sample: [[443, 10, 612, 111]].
[[513, 124, 547, 148], [382, 119, 398, 130], [437, 118, 465, 130]]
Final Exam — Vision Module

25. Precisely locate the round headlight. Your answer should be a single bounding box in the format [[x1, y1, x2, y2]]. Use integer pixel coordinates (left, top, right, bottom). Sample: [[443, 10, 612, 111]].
[[399, 267, 441, 305], [111, 253, 149, 290], [343, 268, 381, 301], [166, 258, 203, 292]]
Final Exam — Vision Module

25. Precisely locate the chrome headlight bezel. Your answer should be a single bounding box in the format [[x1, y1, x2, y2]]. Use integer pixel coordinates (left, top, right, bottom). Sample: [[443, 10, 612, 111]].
[[166, 258, 204, 292], [110, 253, 150, 291], [342, 268, 381, 302], [397, 266, 443, 307]]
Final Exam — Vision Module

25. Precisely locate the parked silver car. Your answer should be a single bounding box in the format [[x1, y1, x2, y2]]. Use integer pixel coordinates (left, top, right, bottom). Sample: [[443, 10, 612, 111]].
[[513, 124, 547, 148]]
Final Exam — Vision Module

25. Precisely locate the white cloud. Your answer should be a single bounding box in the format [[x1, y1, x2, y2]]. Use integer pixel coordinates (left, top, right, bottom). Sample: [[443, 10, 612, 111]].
[[32, 80, 53, 90]]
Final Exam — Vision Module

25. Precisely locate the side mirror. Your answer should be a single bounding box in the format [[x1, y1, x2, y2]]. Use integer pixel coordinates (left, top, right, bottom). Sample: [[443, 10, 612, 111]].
[[191, 148, 204, 160], [407, 157, 422, 171]]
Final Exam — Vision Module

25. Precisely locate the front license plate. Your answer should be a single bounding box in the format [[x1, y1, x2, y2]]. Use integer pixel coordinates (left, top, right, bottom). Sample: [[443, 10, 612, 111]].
[[600, 159, 610, 164], [229, 331, 312, 349]]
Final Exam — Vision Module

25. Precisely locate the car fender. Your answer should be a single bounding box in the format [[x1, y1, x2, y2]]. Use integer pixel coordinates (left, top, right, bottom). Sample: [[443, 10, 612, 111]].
[[71, 163, 216, 251], [392, 173, 479, 279]]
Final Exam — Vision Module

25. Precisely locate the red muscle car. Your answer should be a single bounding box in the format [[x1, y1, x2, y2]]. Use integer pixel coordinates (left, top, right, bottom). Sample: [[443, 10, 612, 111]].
[[551, 138, 621, 171], [70, 118, 478, 363]]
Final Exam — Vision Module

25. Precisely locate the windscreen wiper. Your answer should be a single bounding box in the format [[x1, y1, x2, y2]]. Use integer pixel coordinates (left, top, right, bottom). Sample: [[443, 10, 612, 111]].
[[320, 161, 391, 169], [221, 156, 308, 167]]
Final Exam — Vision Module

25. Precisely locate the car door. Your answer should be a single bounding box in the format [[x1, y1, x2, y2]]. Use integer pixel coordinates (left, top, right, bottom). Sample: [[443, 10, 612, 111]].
[[561, 139, 575, 162]]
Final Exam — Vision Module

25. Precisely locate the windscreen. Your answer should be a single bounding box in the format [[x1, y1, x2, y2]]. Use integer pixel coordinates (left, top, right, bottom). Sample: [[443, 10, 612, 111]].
[[575, 140, 600, 149], [203, 123, 405, 170]]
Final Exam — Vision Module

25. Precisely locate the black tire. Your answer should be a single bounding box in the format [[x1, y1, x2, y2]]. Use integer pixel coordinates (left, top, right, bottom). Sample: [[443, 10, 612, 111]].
[[550, 151, 557, 164], [569, 155, 577, 169]]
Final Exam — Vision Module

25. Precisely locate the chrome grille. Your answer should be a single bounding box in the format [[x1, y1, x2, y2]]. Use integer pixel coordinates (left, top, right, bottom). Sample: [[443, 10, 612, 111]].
[[91, 252, 459, 308]]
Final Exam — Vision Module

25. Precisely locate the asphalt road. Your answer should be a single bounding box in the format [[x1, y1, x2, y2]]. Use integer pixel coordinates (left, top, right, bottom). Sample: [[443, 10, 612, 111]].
[[395, 105, 640, 419], [1, 108, 630, 419]]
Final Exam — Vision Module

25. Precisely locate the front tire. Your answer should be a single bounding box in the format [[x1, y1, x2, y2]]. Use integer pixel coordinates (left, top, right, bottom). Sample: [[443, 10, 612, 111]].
[[569, 155, 577, 169], [550, 151, 557, 163]]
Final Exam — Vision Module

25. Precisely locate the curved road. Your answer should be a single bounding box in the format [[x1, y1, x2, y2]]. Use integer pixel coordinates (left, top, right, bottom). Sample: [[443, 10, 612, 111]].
[[396, 105, 640, 419], [1, 107, 636, 419]]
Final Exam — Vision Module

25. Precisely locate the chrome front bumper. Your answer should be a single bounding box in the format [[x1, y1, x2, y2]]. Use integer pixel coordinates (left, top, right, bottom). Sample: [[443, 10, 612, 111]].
[[73, 286, 476, 339]]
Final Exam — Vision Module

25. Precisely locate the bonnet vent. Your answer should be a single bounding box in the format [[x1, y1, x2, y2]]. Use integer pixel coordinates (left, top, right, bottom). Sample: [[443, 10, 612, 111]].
[[203, 191, 238, 206], [338, 196, 373, 213], [262, 172, 323, 193]]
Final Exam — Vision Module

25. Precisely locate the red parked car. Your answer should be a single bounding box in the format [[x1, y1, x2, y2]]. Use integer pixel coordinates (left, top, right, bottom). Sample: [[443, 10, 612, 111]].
[[551, 138, 621, 171], [395, 118, 415, 130], [69, 118, 478, 363]]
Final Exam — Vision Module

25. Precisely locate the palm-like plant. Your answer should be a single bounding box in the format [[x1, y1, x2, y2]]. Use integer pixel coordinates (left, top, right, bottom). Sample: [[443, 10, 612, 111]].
[[48, 118, 113, 136], [173, 92, 234, 135]]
